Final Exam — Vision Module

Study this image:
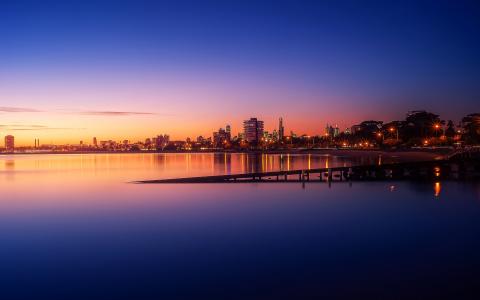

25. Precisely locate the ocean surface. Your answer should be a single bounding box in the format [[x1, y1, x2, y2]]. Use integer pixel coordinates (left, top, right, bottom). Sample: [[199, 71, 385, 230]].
[[0, 153, 479, 299]]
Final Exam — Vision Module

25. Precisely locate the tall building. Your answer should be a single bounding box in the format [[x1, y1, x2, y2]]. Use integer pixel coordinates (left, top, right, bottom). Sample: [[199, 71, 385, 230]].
[[5, 135, 14, 152], [333, 125, 340, 137], [243, 118, 264, 143], [155, 134, 170, 150], [93, 137, 98, 147], [278, 117, 285, 141], [225, 125, 231, 141], [272, 129, 279, 142], [213, 125, 232, 147]]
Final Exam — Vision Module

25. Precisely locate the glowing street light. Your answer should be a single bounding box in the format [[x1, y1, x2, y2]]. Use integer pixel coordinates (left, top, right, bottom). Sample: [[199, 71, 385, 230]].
[[389, 127, 398, 141], [434, 123, 441, 137], [376, 132, 384, 143]]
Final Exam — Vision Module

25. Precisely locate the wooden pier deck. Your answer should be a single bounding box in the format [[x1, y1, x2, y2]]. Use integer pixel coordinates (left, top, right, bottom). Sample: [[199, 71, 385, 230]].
[[134, 158, 480, 184]]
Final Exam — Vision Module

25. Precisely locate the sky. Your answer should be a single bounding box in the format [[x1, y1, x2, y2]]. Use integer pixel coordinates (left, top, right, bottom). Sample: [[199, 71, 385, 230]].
[[1, 0, 480, 145]]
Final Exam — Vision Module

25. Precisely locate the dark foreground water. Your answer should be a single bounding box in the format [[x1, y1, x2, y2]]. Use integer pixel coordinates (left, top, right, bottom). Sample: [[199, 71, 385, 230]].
[[1, 153, 479, 299]]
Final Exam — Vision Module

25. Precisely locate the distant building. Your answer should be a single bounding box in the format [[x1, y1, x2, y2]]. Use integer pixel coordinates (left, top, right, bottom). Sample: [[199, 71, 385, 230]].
[[272, 129, 279, 142], [144, 138, 152, 149], [196, 136, 205, 143], [213, 125, 232, 147], [238, 132, 245, 141], [351, 121, 383, 138], [93, 137, 98, 147], [325, 124, 335, 137], [278, 117, 285, 141], [155, 134, 170, 150], [243, 118, 264, 143], [351, 125, 362, 134], [333, 125, 340, 137], [225, 125, 231, 141], [5, 135, 14, 152]]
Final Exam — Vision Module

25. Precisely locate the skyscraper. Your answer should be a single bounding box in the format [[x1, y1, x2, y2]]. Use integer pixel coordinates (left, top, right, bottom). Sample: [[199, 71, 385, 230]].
[[225, 125, 231, 141], [93, 137, 98, 147], [155, 134, 170, 150], [213, 125, 231, 147], [278, 117, 285, 141], [243, 118, 264, 144], [334, 125, 340, 137], [5, 135, 14, 152]]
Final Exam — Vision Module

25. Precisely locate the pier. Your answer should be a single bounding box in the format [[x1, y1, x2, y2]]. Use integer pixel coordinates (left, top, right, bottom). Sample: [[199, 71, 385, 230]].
[[135, 156, 480, 184]]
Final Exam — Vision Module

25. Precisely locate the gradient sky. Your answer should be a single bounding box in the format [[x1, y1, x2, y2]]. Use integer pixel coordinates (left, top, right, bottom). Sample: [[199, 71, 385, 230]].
[[1, 0, 480, 145]]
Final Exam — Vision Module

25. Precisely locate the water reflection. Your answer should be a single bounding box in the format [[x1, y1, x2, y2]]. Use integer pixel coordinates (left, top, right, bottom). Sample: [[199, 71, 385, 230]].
[[0, 153, 479, 299], [0, 152, 430, 184], [4, 159, 15, 181], [434, 182, 441, 197]]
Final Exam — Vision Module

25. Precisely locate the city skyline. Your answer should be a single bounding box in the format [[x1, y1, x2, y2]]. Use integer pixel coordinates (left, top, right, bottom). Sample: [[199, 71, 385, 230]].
[[3, 110, 476, 150], [0, 107, 477, 146]]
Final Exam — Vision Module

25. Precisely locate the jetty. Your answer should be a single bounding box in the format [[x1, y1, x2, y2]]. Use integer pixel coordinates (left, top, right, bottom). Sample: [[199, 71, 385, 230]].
[[135, 148, 480, 184]]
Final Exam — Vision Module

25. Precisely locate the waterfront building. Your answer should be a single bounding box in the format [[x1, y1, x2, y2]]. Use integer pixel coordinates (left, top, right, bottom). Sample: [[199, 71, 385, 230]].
[[238, 132, 245, 141], [278, 117, 285, 141], [226, 125, 231, 141], [213, 125, 231, 147], [144, 138, 152, 149], [93, 137, 98, 147], [272, 129, 279, 142], [325, 124, 335, 137], [243, 118, 264, 143], [155, 134, 170, 150], [5, 135, 14, 152], [351, 125, 362, 134], [334, 125, 340, 137]]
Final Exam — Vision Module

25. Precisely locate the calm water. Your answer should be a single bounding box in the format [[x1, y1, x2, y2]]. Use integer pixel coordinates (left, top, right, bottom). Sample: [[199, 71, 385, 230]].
[[1, 153, 479, 299]]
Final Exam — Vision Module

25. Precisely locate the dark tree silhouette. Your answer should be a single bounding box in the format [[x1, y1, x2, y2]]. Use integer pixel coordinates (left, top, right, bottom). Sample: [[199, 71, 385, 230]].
[[445, 120, 455, 138], [403, 111, 443, 143], [462, 113, 480, 144]]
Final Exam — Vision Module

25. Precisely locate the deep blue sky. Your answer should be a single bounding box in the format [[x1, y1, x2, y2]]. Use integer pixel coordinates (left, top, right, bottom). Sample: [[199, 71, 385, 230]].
[[1, 0, 480, 141]]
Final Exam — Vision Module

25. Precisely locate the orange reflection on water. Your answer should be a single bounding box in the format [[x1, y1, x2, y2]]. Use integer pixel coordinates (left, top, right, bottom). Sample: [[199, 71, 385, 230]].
[[434, 167, 441, 178], [434, 182, 441, 197], [0, 152, 386, 203]]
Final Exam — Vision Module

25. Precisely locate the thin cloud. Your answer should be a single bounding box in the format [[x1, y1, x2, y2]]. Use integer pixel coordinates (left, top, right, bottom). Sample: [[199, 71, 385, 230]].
[[0, 106, 42, 112], [77, 110, 157, 116], [0, 124, 85, 130], [0, 107, 170, 116], [9, 128, 86, 131]]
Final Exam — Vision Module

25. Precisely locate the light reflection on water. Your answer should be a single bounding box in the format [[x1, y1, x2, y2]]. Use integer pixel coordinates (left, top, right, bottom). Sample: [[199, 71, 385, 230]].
[[0, 152, 410, 182], [0, 153, 479, 299]]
